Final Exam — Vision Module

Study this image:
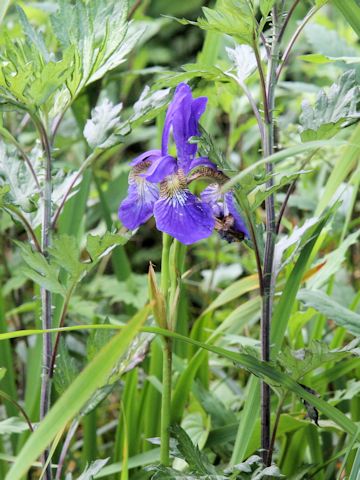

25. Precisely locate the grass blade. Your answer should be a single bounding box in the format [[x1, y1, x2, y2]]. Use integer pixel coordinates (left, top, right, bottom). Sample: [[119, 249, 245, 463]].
[[5, 305, 150, 480]]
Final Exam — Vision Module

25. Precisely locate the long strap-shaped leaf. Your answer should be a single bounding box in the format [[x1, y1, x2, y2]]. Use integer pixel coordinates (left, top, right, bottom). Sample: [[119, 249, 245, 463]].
[[1, 322, 357, 446], [332, 0, 360, 38], [5, 305, 151, 480]]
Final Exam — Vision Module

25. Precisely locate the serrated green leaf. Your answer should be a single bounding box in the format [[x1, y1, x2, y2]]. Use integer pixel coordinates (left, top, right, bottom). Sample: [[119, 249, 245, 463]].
[[53, 339, 79, 395], [0, 142, 40, 212], [277, 341, 354, 380], [196, 0, 255, 44], [130, 85, 171, 127], [86, 232, 131, 262], [28, 48, 74, 106], [297, 289, 360, 336], [226, 44, 258, 83], [299, 70, 360, 141], [83, 98, 124, 149], [169, 424, 217, 476], [259, 0, 276, 18], [0, 184, 10, 206], [49, 234, 85, 280], [77, 458, 109, 480], [15, 242, 66, 296], [51, 0, 144, 97], [16, 5, 49, 62], [252, 171, 311, 210], [0, 417, 29, 435]]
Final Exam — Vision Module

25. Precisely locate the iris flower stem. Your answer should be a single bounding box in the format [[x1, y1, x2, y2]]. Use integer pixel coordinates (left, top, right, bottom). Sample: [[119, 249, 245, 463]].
[[260, 4, 281, 466], [160, 233, 173, 466], [160, 233, 172, 297], [160, 336, 172, 466]]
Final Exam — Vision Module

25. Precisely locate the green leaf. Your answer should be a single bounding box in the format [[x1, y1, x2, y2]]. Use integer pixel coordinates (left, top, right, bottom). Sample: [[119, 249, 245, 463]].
[[0, 1, 11, 24], [5, 306, 150, 480], [297, 289, 360, 336], [0, 185, 10, 206], [197, 0, 254, 44], [173, 0, 254, 45], [277, 341, 355, 380], [86, 232, 131, 262], [226, 44, 258, 84], [49, 234, 85, 281], [16, 5, 49, 62], [260, 0, 276, 18], [223, 139, 345, 192], [203, 274, 258, 314], [77, 458, 109, 480], [0, 142, 40, 213], [130, 85, 171, 127], [15, 242, 66, 296], [84, 98, 125, 149], [0, 417, 29, 435], [181, 413, 211, 451], [252, 171, 311, 211], [53, 339, 79, 395], [332, 0, 360, 38], [51, 0, 144, 96], [0, 323, 358, 439], [307, 230, 360, 288], [28, 48, 75, 106], [170, 424, 216, 476], [299, 70, 360, 141]]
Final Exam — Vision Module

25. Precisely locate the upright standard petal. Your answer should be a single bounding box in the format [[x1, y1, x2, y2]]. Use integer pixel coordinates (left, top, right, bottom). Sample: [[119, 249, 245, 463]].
[[161, 82, 208, 172], [153, 173, 214, 245], [161, 83, 191, 155], [143, 155, 177, 183], [118, 163, 159, 230], [172, 92, 208, 172]]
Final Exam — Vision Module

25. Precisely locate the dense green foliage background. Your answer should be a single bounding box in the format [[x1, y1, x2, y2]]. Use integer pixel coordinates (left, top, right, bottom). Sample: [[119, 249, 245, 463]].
[[0, 0, 359, 479]]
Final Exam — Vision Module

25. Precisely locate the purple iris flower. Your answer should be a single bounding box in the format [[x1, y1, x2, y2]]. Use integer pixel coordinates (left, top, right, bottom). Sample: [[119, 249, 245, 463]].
[[201, 184, 249, 242], [118, 83, 248, 245]]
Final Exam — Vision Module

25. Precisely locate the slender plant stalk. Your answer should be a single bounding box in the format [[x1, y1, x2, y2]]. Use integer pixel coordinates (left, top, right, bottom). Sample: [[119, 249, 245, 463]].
[[276, 5, 319, 80], [0, 390, 34, 432], [51, 151, 99, 229], [4, 205, 42, 252], [267, 394, 286, 465], [160, 336, 172, 466], [49, 284, 76, 378], [159, 233, 173, 465], [55, 419, 79, 480], [260, 5, 281, 465], [277, 0, 301, 45], [36, 118, 53, 480]]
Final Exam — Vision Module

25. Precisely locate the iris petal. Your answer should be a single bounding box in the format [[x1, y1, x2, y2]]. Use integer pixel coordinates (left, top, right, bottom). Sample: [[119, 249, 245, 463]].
[[154, 188, 214, 245], [161, 82, 208, 173], [161, 83, 190, 155], [201, 184, 249, 238], [118, 177, 159, 230], [188, 156, 218, 172], [143, 155, 177, 183], [225, 192, 249, 237], [129, 149, 162, 166]]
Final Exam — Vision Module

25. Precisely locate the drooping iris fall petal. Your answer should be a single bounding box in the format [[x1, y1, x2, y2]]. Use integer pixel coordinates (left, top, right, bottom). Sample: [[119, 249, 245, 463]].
[[118, 162, 159, 230], [154, 191, 215, 245]]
